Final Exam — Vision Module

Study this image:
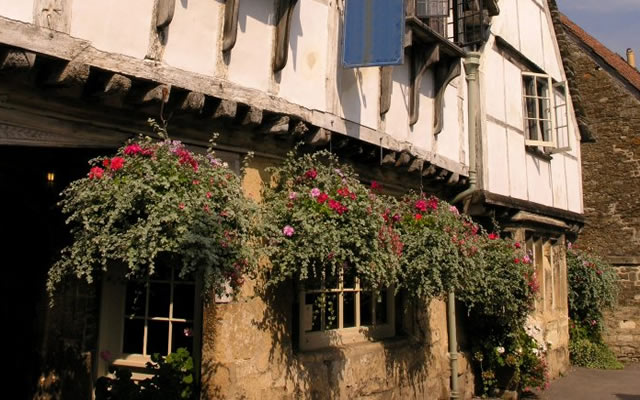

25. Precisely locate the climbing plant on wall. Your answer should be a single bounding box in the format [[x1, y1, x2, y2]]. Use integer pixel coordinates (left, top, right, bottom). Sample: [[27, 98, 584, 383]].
[[48, 120, 255, 301]]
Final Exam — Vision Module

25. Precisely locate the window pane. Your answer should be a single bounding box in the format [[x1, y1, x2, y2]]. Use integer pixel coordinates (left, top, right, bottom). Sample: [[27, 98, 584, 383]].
[[324, 294, 338, 330], [171, 322, 194, 354], [150, 266, 172, 281], [360, 291, 373, 326], [376, 291, 388, 325], [305, 293, 322, 332], [122, 318, 144, 354], [173, 284, 195, 320], [344, 267, 357, 289], [125, 282, 147, 317], [343, 292, 356, 328], [147, 320, 169, 356], [148, 283, 170, 317]]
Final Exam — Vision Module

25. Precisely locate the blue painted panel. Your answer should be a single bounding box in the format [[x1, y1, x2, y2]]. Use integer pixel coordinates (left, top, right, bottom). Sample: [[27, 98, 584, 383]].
[[342, 0, 405, 68]]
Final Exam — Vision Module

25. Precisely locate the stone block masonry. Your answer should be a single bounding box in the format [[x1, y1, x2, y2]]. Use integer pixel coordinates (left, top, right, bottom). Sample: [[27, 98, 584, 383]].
[[604, 265, 640, 362]]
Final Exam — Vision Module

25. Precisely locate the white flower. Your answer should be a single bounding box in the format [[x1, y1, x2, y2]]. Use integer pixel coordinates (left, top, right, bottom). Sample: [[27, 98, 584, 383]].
[[496, 346, 505, 354], [532, 348, 540, 356]]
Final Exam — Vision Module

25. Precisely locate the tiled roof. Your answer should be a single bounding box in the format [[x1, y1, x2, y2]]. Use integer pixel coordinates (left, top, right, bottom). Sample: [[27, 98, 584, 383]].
[[559, 13, 640, 93]]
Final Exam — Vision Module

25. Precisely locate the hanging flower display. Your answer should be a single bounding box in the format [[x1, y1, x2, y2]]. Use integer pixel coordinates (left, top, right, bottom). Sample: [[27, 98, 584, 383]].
[[257, 148, 400, 290], [47, 122, 254, 300]]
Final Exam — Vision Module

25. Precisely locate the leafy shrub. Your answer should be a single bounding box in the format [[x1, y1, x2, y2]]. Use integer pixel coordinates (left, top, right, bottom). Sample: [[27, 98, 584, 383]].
[[567, 246, 621, 369], [95, 348, 195, 400], [257, 148, 400, 290], [48, 121, 255, 300]]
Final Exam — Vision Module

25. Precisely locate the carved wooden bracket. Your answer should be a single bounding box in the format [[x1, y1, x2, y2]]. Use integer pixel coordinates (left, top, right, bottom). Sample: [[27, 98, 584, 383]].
[[433, 59, 461, 135], [379, 66, 393, 116], [147, 0, 176, 61], [222, 0, 240, 52], [409, 44, 439, 126], [156, 0, 176, 29], [273, 0, 299, 72]]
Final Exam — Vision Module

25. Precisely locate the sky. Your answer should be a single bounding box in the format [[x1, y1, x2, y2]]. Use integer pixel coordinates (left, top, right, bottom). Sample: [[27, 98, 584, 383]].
[[556, 0, 640, 59]]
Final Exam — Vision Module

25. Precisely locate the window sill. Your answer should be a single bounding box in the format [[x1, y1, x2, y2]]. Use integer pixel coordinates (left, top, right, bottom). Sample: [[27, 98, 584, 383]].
[[296, 336, 411, 361], [299, 324, 395, 352], [525, 146, 553, 162]]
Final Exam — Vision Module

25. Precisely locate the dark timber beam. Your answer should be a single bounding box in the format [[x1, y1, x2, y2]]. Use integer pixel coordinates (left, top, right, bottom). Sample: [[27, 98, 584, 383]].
[[273, 0, 299, 72], [260, 115, 290, 135], [379, 66, 393, 116], [409, 44, 439, 126], [222, 0, 240, 52], [235, 104, 263, 127], [305, 127, 331, 147]]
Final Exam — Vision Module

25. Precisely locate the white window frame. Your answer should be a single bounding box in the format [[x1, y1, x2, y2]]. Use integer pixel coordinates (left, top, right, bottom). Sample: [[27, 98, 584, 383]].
[[416, 0, 450, 17], [96, 264, 202, 381], [297, 272, 395, 352], [522, 72, 572, 153]]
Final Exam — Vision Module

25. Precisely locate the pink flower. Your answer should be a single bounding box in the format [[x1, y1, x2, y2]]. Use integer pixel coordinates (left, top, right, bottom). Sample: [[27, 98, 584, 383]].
[[110, 157, 125, 171], [415, 200, 428, 212], [590, 320, 597, 326], [488, 233, 499, 240], [141, 148, 154, 157], [427, 197, 439, 210], [317, 193, 329, 204], [289, 192, 298, 200], [183, 328, 193, 337], [449, 205, 459, 215], [310, 188, 321, 198], [192, 179, 200, 185], [88, 166, 104, 179], [283, 225, 295, 237], [567, 242, 573, 249], [523, 255, 532, 264], [328, 199, 348, 215], [179, 203, 185, 210], [206, 192, 212, 199], [392, 214, 400, 222], [371, 181, 381, 190], [597, 270, 603, 275], [124, 143, 142, 155], [305, 169, 317, 180]]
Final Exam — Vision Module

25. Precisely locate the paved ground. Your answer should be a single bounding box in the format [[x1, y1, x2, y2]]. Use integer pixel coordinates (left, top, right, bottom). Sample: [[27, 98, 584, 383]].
[[536, 363, 640, 400]]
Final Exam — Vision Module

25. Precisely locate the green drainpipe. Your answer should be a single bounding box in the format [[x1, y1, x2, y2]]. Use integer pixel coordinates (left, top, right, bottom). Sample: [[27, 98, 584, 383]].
[[448, 51, 482, 400]]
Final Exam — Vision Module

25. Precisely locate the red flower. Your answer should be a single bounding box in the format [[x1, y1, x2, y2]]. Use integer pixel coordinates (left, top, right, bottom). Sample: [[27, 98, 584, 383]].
[[102, 159, 110, 168], [488, 232, 499, 240], [88, 166, 104, 179], [141, 148, 154, 157], [371, 181, 381, 190], [304, 169, 318, 180], [206, 192, 212, 199], [515, 242, 522, 249], [415, 200, 427, 212], [415, 213, 423, 221], [192, 180, 200, 185], [317, 193, 329, 204], [110, 157, 125, 171], [124, 143, 142, 155], [392, 214, 400, 222], [427, 197, 439, 210], [328, 199, 348, 215], [514, 258, 521, 264]]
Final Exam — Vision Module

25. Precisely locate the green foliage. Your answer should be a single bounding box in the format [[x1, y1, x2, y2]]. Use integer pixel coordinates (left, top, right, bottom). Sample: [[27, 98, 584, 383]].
[[48, 121, 255, 301], [394, 194, 481, 299], [566, 246, 622, 369], [95, 348, 195, 400], [567, 247, 619, 327], [257, 148, 400, 290]]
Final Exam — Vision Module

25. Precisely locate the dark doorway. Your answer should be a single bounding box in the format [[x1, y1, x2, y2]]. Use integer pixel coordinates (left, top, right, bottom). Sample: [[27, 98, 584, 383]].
[[0, 146, 107, 400]]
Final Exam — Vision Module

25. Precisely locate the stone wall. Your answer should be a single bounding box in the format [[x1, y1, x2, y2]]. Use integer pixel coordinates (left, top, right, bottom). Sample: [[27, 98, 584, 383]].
[[604, 265, 640, 362], [554, 12, 640, 361]]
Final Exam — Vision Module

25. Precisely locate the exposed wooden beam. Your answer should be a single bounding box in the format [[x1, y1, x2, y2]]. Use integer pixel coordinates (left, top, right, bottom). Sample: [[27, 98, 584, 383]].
[[235, 104, 263, 127], [147, 0, 176, 61], [434, 59, 461, 135], [43, 61, 90, 88], [222, 0, 240, 52], [273, 0, 299, 72], [408, 158, 424, 173], [211, 98, 237, 119], [394, 151, 412, 167], [422, 163, 437, 177], [305, 127, 331, 147], [379, 66, 393, 116], [0, 48, 36, 72], [168, 90, 206, 114], [290, 120, 309, 136], [128, 82, 170, 105], [381, 151, 397, 166], [260, 115, 290, 135], [410, 44, 440, 126]]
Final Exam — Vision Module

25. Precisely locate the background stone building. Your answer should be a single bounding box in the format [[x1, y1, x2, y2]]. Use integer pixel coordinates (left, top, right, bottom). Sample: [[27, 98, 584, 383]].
[[551, 9, 640, 361], [0, 0, 582, 398]]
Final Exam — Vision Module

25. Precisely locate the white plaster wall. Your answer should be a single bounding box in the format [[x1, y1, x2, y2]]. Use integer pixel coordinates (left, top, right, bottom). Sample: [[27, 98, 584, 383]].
[[507, 129, 528, 199], [70, 0, 154, 59], [564, 156, 583, 213], [410, 70, 436, 151], [541, 8, 562, 82], [486, 121, 509, 196], [551, 156, 568, 209], [163, 0, 221, 77], [0, 0, 33, 23], [385, 62, 410, 141], [279, 0, 328, 112], [227, 0, 274, 92], [504, 59, 524, 130], [517, 0, 545, 68], [526, 155, 553, 206], [492, 0, 520, 52], [484, 47, 506, 121], [337, 67, 379, 130], [435, 85, 462, 163]]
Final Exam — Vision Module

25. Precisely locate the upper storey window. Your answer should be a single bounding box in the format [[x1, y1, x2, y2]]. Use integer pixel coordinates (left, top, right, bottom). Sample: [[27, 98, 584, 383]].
[[522, 72, 571, 152]]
